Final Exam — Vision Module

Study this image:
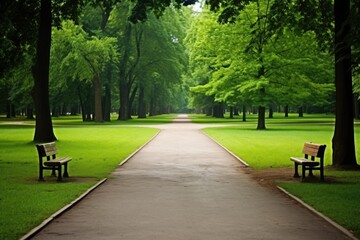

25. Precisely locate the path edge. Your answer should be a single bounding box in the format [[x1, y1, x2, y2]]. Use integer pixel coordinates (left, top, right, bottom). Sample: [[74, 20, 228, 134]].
[[202, 131, 250, 167], [20, 130, 161, 240], [20, 178, 107, 240], [277, 186, 358, 240], [203, 129, 357, 240], [119, 130, 161, 166]]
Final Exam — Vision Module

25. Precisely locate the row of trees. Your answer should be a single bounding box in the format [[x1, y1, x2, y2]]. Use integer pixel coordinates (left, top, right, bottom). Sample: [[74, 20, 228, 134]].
[[0, 0, 359, 167], [191, 0, 359, 167], [186, 3, 335, 128], [1, 1, 191, 124]]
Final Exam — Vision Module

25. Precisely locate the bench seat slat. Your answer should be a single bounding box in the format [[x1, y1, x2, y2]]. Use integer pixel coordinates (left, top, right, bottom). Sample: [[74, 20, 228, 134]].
[[43, 157, 72, 166], [290, 157, 319, 166]]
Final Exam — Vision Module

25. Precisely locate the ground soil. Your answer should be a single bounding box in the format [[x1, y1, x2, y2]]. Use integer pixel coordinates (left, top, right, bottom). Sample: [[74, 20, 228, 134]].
[[243, 167, 299, 190]]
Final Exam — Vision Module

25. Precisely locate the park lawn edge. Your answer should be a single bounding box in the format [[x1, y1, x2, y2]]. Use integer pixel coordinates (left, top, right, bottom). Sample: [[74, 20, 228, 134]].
[[20, 129, 161, 240], [201, 122, 360, 239]]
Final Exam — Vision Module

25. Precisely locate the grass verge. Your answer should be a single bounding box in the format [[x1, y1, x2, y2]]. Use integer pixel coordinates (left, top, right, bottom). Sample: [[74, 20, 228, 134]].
[[0, 124, 158, 239], [202, 119, 360, 238]]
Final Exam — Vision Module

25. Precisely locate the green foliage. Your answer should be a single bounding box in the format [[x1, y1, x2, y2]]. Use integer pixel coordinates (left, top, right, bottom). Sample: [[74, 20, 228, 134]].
[[185, 3, 334, 114], [51, 20, 118, 83]]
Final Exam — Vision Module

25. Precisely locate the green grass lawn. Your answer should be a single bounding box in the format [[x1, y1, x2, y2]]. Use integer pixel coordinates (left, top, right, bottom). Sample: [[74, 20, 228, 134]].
[[201, 114, 360, 237], [0, 123, 159, 239]]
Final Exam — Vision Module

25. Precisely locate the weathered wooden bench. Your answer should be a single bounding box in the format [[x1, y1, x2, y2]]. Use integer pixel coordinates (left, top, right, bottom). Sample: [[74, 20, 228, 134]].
[[36, 142, 72, 181], [290, 142, 326, 181]]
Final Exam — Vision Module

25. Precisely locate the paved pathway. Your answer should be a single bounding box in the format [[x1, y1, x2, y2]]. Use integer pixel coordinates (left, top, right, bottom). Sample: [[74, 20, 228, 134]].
[[33, 115, 350, 239]]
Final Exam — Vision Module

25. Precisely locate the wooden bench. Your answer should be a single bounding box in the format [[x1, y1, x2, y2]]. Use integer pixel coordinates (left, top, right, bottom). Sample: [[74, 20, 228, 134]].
[[36, 142, 72, 181], [290, 142, 326, 181]]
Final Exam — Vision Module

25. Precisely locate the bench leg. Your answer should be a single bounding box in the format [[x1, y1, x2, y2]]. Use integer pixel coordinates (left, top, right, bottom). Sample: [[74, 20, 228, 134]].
[[39, 165, 45, 181], [308, 168, 314, 177], [63, 163, 69, 178], [320, 167, 324, 181], [57, 166, 63, 181], [293, 163, 300, 178], [51, 167, 57, 177], [302, 165, 306, 180]]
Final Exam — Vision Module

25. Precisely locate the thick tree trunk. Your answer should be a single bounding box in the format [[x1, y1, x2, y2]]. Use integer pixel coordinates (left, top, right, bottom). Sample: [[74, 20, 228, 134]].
[[138, 84, 146, 118], [268, 105, 273, 118], [93, 75, 103, 122], [26, 105, 35, 119], [242, 105, 246, 122], [117, 23, 132, 121], [257, 106, 266, 129], [332, 0, 357, 167], [128, 85, 138, 119], [354, 95, 359, 119], [284, 105, 289, 117], [118, 79, 129, 120], [103, 78, 111, 121], [6, 103, 15, 118], [298, 106, 303, 117], [229, 106, 234, 119], [32, 0, 56, 142], [234, 107, 239, 116], [213, 103, 224, 118]]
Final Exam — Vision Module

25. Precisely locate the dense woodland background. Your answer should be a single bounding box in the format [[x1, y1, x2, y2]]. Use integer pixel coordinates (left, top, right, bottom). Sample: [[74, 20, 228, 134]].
[[0, 0, 359, 166]]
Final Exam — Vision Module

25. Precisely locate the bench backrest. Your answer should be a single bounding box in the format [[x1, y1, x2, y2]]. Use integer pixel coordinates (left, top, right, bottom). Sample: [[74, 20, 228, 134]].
[[36, 142, 58, 158], [302, 142, 326, 159]]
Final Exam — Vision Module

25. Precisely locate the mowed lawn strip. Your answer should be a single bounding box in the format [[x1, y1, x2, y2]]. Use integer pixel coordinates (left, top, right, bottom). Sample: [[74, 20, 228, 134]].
[[203, 122, 360, 238], [0, 125, 158, 240]]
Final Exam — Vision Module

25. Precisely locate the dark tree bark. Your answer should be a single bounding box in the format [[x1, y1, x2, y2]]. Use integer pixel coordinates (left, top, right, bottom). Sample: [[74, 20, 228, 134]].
[[242, 105, 246, 122], [268, 105, 273, 118], [332, 0, 357, 167], [234, 107, 239, 116], [32, 0, 56, 142], [6, 103, 15, 118], [284, 105, 289, 117], [26, 105, 35, 119], [93, 75, 103, 122], [103, 76, 111, 121], [298, 106, 303, 117], [354, 95, 359, 119], [257, 106, 266, 129], [213, 103, 224, 118], [138, 84, 146, 118], [229, 106, 234, 118], [100, 3, 113, 122]]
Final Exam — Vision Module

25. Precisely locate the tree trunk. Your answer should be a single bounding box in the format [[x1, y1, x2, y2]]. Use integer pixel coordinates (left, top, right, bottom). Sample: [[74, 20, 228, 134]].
[[284, 105, 289, 117], [128, 85, 138, 119], [298, 106, 303, 117], [138, 84, 146, 118], [332, 0, 357, 167], [234, 107, 239, 116], [93, 75, 103, 122], [213, 103, 224, 118], [103, 78, 111, 121], [26, 105, 35, 119], [354, 95, 359, 119], [32, 0, 56, 142], [257, 106, 266, 129], [117, 23, 132, 121], [268, 105, 273, 118], [118, 79, 129, 120], [242, 105, 246, 122], [6, 103, 15, 118], [229, 106, 234, 118]]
